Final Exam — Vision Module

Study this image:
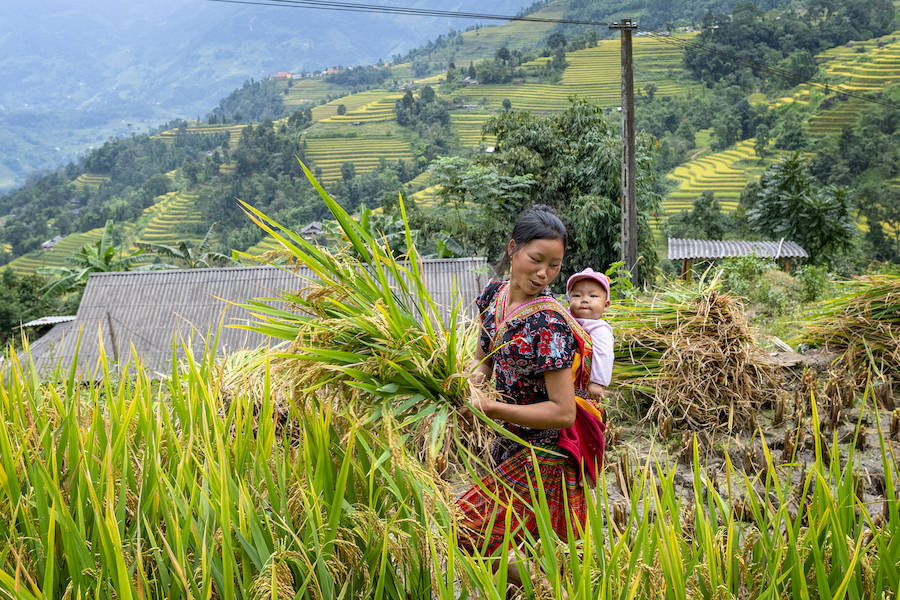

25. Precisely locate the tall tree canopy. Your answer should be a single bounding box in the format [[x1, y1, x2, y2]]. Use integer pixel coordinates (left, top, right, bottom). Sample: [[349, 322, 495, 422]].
[[430, 97, 661, 285]]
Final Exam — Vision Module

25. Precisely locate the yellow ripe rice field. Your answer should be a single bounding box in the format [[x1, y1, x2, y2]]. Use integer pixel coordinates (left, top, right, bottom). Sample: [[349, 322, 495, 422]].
[[282, 78, 352, 107], [321, 94, 402, 123], [801, 32, 900, 134], [449, 111, 495, 146], [155, 124, 245, 145], [70, 173, 110, 192], [135, 189, 204, 246], [303, 135, 413, 182], [7, 227, 114, 274]]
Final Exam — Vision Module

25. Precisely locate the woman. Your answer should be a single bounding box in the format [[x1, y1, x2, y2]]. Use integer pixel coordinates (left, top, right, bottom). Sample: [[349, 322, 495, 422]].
[[457, 204, 585, 568]]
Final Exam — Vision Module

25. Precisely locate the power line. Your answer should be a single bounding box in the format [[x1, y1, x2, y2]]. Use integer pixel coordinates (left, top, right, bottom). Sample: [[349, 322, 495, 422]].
[[205, 0, 614, 26], [204, 0, 900, 110]]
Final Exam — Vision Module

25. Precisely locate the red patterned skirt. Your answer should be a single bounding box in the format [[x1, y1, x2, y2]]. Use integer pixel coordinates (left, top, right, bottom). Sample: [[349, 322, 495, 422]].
[[456, 446, 587, 555]]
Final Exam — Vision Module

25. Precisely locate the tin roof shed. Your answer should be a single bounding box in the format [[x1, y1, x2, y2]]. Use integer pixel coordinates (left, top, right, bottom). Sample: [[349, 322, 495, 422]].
[[22, 259, 488, 379], [668, 238, 808, 280]]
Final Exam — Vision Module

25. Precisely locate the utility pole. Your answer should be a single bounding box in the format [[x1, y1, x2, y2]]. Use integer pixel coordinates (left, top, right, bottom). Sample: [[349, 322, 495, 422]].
[[610, 18, 639, 286]]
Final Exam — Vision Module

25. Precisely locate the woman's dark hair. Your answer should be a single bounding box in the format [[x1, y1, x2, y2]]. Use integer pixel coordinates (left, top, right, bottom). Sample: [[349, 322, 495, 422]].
[[495, 204, 568, 275]]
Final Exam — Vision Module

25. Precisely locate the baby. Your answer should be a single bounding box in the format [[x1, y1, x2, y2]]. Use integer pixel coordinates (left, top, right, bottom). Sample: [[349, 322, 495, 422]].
[[566, 268, 613, 401]]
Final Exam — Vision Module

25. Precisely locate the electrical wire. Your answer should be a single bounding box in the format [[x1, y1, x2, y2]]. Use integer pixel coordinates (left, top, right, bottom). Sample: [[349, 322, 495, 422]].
[[204, 0, 900, 109], [206, 0, 614, 25]]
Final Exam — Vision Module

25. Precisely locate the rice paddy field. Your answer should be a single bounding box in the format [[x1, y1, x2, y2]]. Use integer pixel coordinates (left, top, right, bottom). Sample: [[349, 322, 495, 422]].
[[319, 94, 402, 124], [5, 227, 107, 275], [155, 124, 245, 146], [4, 193, 900, 600], [302, 135, 413, 183], [134, 189, 204, 247], [800, 32, 900, 135], [664, 138, 776, 213], [71, 173, 110, 193]]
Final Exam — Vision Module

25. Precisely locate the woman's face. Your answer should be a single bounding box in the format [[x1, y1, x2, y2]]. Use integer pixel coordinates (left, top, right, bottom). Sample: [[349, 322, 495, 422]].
[[507, 237, 565, 298]]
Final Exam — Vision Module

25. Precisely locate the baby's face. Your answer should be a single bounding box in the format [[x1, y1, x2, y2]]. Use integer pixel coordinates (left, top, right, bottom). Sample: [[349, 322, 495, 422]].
[[568, 279, 610, 320]]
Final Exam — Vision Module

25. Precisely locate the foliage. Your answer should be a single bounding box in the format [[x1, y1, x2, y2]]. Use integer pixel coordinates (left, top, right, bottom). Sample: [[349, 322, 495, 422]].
[[480, 97, 661, 285], [135, 223, 238, 269], [207, 78, 287, 123], [665, 190, 729, 240], [427, 156, 535, 257], [35, 220, 169, 298], [747, 152, 856, 264], [0, 268, 60, 346], [684, 0, 895, 90]]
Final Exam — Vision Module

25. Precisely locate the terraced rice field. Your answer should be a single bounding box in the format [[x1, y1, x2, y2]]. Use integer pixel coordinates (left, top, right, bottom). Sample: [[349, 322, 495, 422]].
[[7, 228, 107, 275], [665, 139, 773, 214], [391, 5, 566, 78], [449, 111, 495, 146], [242, 236, 285, 257], [135, 190, 204, 246], [311, 90, 389, 122], [155, 125, 245, 146], [71, 173, 110, 192], [303, 135, 413, 182], [455, 35, 696, 114], [322, 94, 401, 123], [283, 79, 352, 107], [802, 32, 900, 134]]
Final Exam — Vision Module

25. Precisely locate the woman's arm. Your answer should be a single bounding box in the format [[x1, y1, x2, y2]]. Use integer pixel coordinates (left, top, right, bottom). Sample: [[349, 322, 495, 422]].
[[469, 343, 493, 386], [473, 368, 576, 429]]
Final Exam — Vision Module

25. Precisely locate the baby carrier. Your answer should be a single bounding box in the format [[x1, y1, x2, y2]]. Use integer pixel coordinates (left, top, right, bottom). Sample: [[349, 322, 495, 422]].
[[491, 283, 607, 485]]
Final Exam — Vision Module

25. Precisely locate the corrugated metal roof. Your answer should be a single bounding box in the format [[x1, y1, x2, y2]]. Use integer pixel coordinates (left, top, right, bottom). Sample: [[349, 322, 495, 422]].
[[668, 238, 809, 261], [25, 259, 488, 379], [21, 315, 77, 328]]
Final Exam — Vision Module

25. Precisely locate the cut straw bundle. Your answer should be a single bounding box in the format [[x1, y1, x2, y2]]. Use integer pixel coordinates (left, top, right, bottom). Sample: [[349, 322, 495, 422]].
[[612, 278, 775, 430], [237, 162, 493, 466], [798, 273, 900, 378]]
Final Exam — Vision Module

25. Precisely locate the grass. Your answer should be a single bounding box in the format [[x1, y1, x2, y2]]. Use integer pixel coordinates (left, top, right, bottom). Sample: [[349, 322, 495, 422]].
[[3, 176, 900, 597]]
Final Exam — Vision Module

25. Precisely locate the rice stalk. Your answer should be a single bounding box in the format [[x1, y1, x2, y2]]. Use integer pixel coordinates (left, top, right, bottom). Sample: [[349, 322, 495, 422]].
[[798, 273, 900, 379], [611, 275, 776, 431]]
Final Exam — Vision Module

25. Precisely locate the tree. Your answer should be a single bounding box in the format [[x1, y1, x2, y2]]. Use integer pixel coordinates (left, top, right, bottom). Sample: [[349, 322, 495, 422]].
[[747, 152, 856, 264], [775, 112, 809, 151], [665, 191, 729, 240], [502, 98, 512, 112], [341, 161, 357, 182], [136, 223, 237, 269], [337, 104, 347, 115], [643, 83, 658, 101], [36, 220, 169, 298], [437, 98, 661, 284], [181, 157, 199, 186], [547, 32, 566, 48], [754, 124, 770, 160]]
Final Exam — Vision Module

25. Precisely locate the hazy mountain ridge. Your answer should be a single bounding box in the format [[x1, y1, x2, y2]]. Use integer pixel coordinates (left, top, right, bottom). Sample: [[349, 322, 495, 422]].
[[0, 0, 526, 189]]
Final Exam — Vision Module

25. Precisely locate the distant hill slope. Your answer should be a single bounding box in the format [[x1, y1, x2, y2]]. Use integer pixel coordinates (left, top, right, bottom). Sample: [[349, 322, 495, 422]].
[[0, 0, 527, 190]]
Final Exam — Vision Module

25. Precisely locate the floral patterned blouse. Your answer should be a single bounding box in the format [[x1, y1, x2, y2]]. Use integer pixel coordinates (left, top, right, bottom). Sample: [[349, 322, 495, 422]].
[[476, 281, 576, 451]]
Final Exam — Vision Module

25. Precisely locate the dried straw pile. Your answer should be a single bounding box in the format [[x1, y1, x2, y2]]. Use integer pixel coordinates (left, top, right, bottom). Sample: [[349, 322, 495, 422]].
[[612, 281, 775, 431], [798, 273, 900, 378]]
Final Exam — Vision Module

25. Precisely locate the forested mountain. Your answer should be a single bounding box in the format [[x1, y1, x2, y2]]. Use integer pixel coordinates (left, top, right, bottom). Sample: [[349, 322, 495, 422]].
[[0, 0, 525, 190]]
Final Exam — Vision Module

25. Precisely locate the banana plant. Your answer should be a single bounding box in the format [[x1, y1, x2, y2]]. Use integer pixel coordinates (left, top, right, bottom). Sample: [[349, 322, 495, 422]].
[[36, 219, 171, 298]]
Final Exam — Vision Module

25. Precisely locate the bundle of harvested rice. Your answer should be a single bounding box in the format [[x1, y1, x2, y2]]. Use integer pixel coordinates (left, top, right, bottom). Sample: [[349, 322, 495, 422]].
[[611, 277, 775, 431], [797, 273, 900, 379], [238, 164, 495, 468]]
